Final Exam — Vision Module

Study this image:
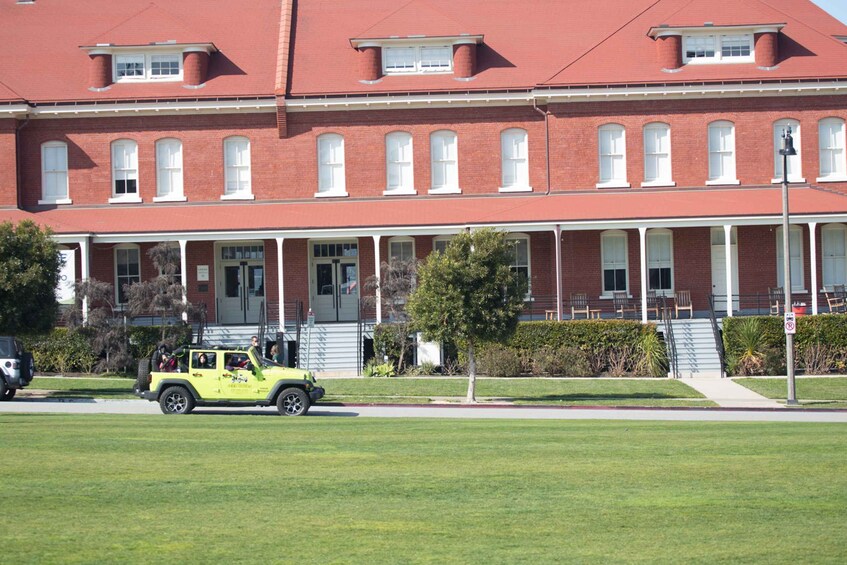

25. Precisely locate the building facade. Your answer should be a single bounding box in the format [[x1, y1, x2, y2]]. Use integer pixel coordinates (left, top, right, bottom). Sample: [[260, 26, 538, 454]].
[[3, 0, 847, 338]]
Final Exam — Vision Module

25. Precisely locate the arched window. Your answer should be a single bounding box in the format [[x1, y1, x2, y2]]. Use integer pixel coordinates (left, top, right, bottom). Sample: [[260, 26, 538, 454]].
[[110, 139, 139, 202], [430, 130, 459, 193], [707, 120, 738, 185], [500, 128, 530, 191], [818, 117, 847, 182], [40, 141, 70, 204], [642, 123, 672, 186], [223, 136, 251, 198], [385, 132, 414, 194], [773, 119, 803, 183], [317, 133, 346, 196], [598, 124, 628, 188], [155, 138, 184, 201], [601, 230, 628, 296]]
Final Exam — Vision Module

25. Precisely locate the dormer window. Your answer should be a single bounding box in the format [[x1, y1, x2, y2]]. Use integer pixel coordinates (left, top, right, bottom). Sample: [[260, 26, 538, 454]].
[[683, 34, 753, 64], [383, 46, 452, 74], [115, 53, 182, 82]]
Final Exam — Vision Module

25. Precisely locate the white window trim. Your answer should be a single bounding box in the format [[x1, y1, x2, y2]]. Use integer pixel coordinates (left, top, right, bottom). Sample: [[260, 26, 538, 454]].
[[597, 124, 630, 189], [429, 130, 460, 194], [114, 53, 183, 83], [707, 120, 740, 185], [776, 225, 806, 293], [222, 136, 252, 200], [432, 235, 453, 254], [382, 45, 453, 75], [817, 118, 847, 183], [600, 230, 629, 298], [646, 229, 674, 294], [682, 33, 755, 65], [821, 223, 847, 290], [384, 132, 416, 195], [154, 138, 186, 202], [388, 236, 416, 262], [109, 139, 141, 204], [114, 243, 141, 305], [506, 233, 532, 297], [39, 141, 72, 205], [316, 133, 348, 197], [772, 119, 805, 184], [642, 123, 675, 188], [500, 128, 532, 192]]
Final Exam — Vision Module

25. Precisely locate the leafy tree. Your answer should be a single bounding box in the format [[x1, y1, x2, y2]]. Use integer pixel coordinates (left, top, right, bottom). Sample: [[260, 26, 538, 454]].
[[407, 228, 527, 402], [0, 220, 62, 334], [363, 256, 417, 373]]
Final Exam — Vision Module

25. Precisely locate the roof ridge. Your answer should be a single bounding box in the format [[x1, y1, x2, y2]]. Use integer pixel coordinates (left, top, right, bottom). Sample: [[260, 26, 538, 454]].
[[85, 1, 206, 46], [541, 0, 664, 85], [354, 0, 416, 38], [758, 0, 847, 47]]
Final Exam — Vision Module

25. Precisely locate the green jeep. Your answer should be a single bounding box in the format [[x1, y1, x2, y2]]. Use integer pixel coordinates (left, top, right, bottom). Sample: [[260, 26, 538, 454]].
[[136, 346, 324, 416]]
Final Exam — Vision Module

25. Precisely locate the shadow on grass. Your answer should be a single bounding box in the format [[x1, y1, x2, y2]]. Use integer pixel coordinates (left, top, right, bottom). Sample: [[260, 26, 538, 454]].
[[508, 393, 686, 402], [45, 389, 135, 399]]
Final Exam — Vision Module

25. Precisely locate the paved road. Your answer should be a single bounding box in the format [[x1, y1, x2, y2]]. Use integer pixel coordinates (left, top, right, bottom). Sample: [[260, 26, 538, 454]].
[[2, 398, 847, 422]]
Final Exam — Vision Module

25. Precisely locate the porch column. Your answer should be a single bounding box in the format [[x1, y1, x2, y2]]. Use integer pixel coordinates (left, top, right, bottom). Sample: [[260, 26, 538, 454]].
[[554, 225, 563, 321], [79, 236, 90, 324], [809, 222, 818, 315], [373, 235, 382, 324], [179, 239, 188, 322], [276, 237, 285, 326], [724, 224, 733, 317], [639, 227, 648, 323]]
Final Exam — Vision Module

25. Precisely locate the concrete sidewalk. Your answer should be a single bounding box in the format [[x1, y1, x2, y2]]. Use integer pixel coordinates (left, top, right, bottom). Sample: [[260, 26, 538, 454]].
[[682, 377, 783, 408]]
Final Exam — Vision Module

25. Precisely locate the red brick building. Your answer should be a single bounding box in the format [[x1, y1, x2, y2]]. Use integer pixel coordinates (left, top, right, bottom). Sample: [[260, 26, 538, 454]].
[[3, 0, 847, 346]]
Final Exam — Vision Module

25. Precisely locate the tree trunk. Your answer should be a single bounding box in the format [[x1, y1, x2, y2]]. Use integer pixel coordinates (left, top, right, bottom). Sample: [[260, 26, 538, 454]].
[[466, 341, 476, 403]]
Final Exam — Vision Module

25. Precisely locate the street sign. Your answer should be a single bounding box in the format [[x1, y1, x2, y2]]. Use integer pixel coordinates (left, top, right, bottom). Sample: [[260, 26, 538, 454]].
[[784, 312, 796, 335]]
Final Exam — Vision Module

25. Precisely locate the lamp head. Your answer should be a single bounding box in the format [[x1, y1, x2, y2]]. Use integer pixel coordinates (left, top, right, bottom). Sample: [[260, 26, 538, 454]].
[[780, 126, 797, 156]]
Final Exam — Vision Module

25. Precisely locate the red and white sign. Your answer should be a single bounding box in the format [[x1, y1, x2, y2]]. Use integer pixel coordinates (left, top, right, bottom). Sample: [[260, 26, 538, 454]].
[[784, 312, 796, 335]]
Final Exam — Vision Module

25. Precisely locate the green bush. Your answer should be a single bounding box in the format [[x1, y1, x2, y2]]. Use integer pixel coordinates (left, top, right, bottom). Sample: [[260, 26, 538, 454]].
[[374, 323, 415, 372], [476, 346, 524, 378], [20, 328, 97, 374], [363, 360, 396, 378], [530, 346, 592, 377]]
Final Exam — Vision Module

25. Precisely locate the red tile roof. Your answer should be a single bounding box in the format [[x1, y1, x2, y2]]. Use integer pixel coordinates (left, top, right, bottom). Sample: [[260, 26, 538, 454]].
[[5, 186, 846, 237]]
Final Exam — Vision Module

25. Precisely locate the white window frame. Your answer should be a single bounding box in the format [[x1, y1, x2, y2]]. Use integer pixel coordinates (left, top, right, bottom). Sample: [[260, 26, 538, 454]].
[[432, 235, 453, 254], [382, 46, 453, 75], [683, 33, 754, 65], [114, 53, 183, 82], [642, 123, 674, 187], [384, 132, 415, 195], [500, 128, 531, 192], [154, 138, 186, 202], [40, 141, 71, 205], [646, 229, 674, 294], [114, 244, 141, 305], [316, 133, 348, 197], [772, 119, 804, 183], [707, 120, 739, 185], [601, 230, 629, 297], [597, 124, 629, 188], [222, 136, 253, 200], [822, 224, 847, 290], [818, 117, 847, 182], [430, 130, 460, 194], [506, 234, 532, 297], [776, 226, 806, 292], [109, 139, 141, 203], [388, 237, 416, 262]]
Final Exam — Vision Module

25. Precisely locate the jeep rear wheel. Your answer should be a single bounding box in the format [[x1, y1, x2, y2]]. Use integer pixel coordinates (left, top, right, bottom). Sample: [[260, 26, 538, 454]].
[[0, 379, 11, 401], [277, 387, 309, 416], [2, 388, 16, 401], [159, 386, 195, 415]]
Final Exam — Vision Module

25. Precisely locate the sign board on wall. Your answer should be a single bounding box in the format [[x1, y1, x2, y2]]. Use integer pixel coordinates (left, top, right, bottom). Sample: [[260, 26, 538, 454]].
[[197, 265, 209, 282], [56, 249, 75, 305]]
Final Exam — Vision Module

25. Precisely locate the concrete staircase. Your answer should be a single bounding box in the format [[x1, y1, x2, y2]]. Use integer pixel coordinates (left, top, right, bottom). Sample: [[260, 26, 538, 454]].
[[201, 324, 278, 350], [668, 318, 724, 378], [296, 322, 373, 376]]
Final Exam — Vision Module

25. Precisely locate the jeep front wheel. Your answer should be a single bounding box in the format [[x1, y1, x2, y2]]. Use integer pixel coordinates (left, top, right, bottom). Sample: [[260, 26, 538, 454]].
[[2, 388, 16, 401], [159, 386, 195, 415], [277, 387, 309, 416]]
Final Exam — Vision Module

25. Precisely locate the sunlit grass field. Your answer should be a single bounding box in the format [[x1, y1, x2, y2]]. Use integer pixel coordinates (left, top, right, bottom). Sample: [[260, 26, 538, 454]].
[[2, 414, 845, 563]]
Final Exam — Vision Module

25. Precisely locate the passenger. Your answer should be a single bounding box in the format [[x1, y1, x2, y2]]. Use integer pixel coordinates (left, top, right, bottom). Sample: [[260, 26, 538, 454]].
[[196, 352, 212, 369]]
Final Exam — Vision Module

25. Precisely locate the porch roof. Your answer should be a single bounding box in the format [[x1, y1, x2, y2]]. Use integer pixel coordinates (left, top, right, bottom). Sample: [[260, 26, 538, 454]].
[[6, 185, 847, 239]]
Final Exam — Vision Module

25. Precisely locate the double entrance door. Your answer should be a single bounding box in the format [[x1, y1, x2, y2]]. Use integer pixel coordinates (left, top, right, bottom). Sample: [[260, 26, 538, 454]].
[[217, 243, 265, 324], [311, 241, 359, 322]]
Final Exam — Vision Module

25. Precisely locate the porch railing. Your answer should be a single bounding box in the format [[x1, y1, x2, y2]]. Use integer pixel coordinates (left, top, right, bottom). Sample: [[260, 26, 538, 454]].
[[660, 295, 679, 379], [708, 294, 727, 378]]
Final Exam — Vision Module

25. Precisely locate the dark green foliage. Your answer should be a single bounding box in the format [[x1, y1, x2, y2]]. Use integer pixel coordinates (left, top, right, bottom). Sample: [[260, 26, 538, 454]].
[[20, 328, 98, 374], [723, 315, 847, 375], [0, 221, 62, 333], [530, 346, 593, 377], [476, 347, 524, 378], [374, 323, 414, 372], [127, 324, 192, 360]]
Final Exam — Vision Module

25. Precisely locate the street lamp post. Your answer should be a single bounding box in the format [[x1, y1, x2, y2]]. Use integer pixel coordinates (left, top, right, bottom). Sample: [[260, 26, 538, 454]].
[[780, 126, 798, 406]]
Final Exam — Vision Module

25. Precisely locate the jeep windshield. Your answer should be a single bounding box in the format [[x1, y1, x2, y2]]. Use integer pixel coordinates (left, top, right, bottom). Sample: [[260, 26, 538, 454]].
[[257, 356, 282, 369]]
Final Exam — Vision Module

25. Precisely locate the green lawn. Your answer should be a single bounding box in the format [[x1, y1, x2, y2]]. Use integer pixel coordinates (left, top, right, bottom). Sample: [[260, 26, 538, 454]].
[[26, 376, 715, 406], [1, 415, 845, 563], [734, 377, 847, 408]]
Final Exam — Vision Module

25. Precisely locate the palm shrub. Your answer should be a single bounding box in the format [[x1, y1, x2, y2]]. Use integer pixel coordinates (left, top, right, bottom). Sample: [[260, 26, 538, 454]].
[[729, 318, 775, 376], [636, 329, 669, 377]]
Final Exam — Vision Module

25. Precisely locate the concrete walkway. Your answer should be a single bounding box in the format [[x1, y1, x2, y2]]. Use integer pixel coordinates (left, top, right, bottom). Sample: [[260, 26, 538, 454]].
[[682, 377, 783, 408]]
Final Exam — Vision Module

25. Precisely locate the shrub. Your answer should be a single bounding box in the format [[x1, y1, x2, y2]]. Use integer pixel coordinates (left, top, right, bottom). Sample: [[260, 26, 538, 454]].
[[801, 343, 833, 375], [636, 330, 669, 378], [476, 346, 523, 378], [363, 360, 396, 378], [374, 323, 415, 373], [128, 324, 192, 360], [530, 346, 592, 377], [20, 328, 97, 374]]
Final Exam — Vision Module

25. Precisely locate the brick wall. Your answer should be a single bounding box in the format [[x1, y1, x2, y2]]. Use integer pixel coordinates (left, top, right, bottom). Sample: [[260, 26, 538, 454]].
[[0, 119, 18, 206]]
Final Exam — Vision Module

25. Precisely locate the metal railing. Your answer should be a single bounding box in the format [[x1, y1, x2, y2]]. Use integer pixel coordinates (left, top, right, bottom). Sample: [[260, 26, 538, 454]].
[[660, 296, 679, 379], [708, 295, 727, 378]]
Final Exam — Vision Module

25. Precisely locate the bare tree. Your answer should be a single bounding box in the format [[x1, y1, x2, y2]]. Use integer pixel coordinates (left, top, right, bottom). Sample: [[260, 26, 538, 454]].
[[363, 256, 417, 373], [65, 278, 133, 373]]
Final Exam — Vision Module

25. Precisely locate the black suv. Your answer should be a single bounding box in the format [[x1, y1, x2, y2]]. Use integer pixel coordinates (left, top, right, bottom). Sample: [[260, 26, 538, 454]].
[[0, 336, 34, 401]]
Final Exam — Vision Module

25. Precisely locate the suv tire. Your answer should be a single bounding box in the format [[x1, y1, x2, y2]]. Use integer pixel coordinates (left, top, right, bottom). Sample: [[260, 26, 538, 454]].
[[159, 386, 195, 415], [3, 388, 15, 401], [135, 359, 150, 392], [0, 378, 9, 402], [277, 387, 309, 416]]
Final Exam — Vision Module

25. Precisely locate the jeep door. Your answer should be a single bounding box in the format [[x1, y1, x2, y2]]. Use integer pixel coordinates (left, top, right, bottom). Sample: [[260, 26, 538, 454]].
[[221, 352, 259, 400], [189, 351, 220, 397]]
